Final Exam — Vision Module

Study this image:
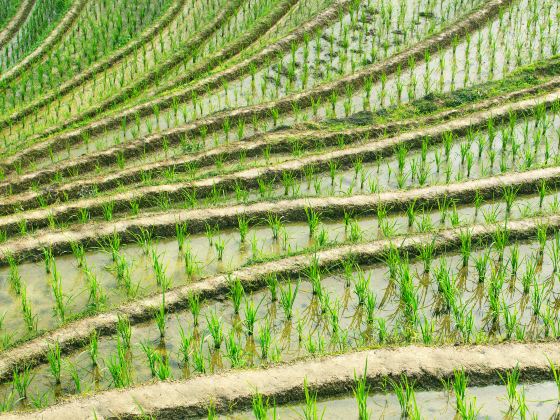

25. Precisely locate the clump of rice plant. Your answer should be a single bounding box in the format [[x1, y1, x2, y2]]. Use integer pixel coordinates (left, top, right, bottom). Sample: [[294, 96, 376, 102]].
[[353, 361, 370, 419], [252, 390, 274, 420], [12, 366, 32, 400], [390, 375, 419, 418], [228, 275, 245, 315], [206, 310, 223, 349], [280, 281, 299, 320], [301, 378, 324, 420], [47, 342, 62, 384]]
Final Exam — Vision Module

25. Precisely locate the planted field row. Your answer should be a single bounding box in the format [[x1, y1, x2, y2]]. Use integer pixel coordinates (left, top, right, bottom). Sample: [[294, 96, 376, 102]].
[[1, 342, 558, 418], [1, 231, 560, 409], [0, 0, 506, 169], [0, 0, 302, 150], [0, 91, 555, 247], [1, 0, 558, 416], [0, 206, 559, 381]]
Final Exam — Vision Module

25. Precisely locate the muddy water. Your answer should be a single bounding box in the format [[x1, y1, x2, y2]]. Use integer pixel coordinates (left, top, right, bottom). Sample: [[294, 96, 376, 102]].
[[1, 231, 559, 410], [228, 381, 560, 419]]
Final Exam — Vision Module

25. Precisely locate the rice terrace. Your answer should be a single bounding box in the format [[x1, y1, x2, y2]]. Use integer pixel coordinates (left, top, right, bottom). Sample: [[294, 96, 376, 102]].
[[1, 0, 560, 418]]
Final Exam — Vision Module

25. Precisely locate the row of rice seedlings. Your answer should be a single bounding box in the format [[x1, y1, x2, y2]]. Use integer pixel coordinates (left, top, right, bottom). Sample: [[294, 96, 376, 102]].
[[14, 104, 555, 231], [254, 367, 560, 420], [8, 58, 554, 201], [64, 103, 557, 209], [0, 178, 557, 353], [164, 0, 465, 87], [0, 0, 226, 149], [2, 131, 552, 246], [41, 0, 248, 112], [2, 233, 560, 409], [0, 0, 71, 70], [0, 0, 22, 31], [0, 0, 281, 148], [1, 0, 476, 171], [0, 0, 226, 147], [295, 0, 559, 123], [281, 108, 560, 198], [4, 115, 557, 253], [170, 0, 558, 165], [22, 0, 477, 167], [246, 0, 337, 51], [60, 0, 224, 112], [0, 0, 174, 112]]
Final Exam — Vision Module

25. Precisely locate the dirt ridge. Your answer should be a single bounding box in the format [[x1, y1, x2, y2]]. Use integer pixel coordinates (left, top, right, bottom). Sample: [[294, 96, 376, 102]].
[[1, 342, 559, 419], [0, 0, 36, 51], [0, 86, 555, 237], [0, 0, 89, 85]]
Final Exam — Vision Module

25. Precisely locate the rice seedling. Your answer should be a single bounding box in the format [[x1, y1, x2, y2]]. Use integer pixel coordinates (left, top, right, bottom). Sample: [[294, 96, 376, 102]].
[[206, 310, 224, 349], [353, 361, 370, 420], [46, 342, 62, 384], [305, 207, 320, 237], [175, 223, 188, 251], [238, 215, 250, 242], [117, 315, 132, 349], [252, 390, 274, 420], [20, 286, 37, 333], [106, 337, 131, 389], [7, 256, 22, 295], [189, 293, 201, 327], [228, 276, 245, 315], [225, 329, 244, 367], [140, 341, 158, 377], [90, 331, 99, 367], [155, 298, 166, 338], [301, 378, 324, 420], [280, 281, 299, 320], [12, 366, 32, 400], [499, 365, 520, 410], [266, 273, 279, 302], [453, 369, 468, 409], [353, 269, 370, 306], [390, 375, 419, 418], [154, 353, 171, 381], [243, 297, 262, 336], [66, 361, 82, 393]]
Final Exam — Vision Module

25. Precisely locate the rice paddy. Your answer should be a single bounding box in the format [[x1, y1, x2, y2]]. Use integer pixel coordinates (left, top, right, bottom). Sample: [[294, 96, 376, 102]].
[[1, 0, 560, 417]]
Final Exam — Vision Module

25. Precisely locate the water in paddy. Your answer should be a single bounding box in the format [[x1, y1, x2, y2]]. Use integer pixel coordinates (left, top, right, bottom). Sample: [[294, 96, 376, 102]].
[[1, 232, 559, 410], [1, 185, 560, 341], [226, 381, 560, 419]]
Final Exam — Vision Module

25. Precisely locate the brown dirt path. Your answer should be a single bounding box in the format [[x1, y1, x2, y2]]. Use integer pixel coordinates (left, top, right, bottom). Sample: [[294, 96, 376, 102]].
[[0, 0, 36, 51]]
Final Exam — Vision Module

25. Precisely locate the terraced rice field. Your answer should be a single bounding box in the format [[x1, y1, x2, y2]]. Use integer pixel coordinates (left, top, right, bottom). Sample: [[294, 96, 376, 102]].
[[1, 0, 560, 417]]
